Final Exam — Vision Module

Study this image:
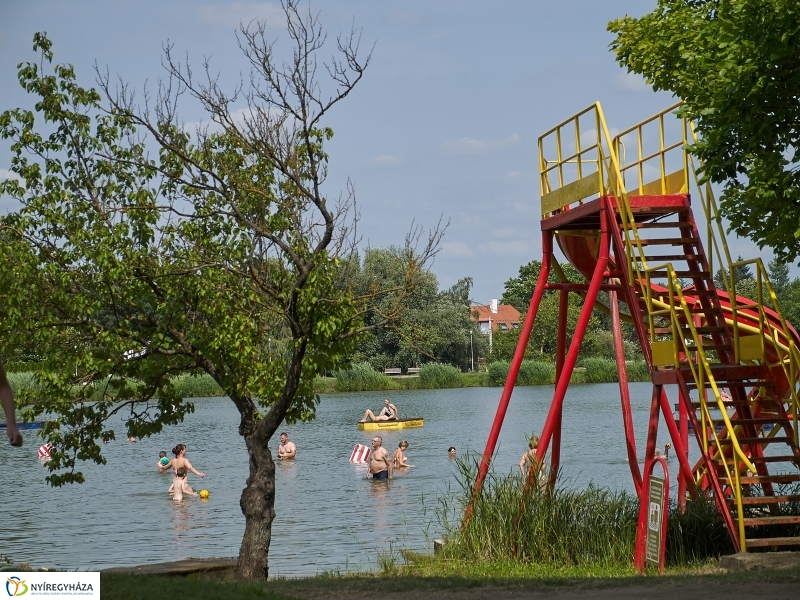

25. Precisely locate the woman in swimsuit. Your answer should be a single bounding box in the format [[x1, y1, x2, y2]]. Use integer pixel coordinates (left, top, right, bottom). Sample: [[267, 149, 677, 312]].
[[359, 398, 398, 423], [165, 443, 204, 493], [393, 440, 413, 468]]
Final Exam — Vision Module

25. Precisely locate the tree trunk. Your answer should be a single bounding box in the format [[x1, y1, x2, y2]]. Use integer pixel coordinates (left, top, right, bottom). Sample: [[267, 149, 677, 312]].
[[235, 423, 276, 580]]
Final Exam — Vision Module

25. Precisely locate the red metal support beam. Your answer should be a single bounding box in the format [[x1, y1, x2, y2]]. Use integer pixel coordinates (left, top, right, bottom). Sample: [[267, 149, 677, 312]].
[[549, 289, 569, 486], [470, 231, 554, 500], [634, 384, 663, 571], [610, 289, 642, 494], [535, 206, 610, 466]]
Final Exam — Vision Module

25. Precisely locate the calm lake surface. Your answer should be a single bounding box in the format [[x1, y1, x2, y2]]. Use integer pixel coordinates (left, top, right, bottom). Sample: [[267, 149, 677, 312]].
[[0, 382, 697, 576]]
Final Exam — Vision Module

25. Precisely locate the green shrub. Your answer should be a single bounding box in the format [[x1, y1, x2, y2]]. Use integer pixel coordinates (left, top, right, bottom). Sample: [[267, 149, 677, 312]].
[[418, 363, 462, 389], [171, 374, 224, 398], [581, 357, 618, 383], [488, 360, 555, 386], [487, 360, 509, 385], [334, 362, 392, 392], [6, 372, 42, 396], [518, 361, 555, 385], [626, 360, 650, 382]]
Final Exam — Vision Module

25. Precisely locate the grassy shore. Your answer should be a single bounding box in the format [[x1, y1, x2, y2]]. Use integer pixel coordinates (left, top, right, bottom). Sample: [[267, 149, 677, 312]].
[[6, 359, 650, 400], [99, 562, 800, 600]]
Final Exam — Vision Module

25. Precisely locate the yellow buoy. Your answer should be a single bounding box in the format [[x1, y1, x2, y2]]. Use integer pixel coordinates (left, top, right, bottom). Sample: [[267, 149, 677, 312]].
[[199, 489, 209, 499]]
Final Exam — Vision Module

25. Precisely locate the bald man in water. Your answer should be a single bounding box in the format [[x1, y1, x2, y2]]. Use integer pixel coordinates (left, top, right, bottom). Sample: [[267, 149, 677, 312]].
[[368, 436, 393, 480], [0, 360, 22, 446]]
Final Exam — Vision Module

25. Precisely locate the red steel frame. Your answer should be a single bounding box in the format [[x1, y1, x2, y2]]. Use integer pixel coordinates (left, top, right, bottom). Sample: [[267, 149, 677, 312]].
[[467, 196, 699, 527]]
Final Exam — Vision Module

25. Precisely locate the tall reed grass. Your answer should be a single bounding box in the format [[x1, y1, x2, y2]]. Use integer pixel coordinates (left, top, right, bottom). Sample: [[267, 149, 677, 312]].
[[437, 457, 734, 568], [6, 372, 44, 396], [488, 360, 555, 386], [580, 358, 618, 383], [418, 363, 462, 389], [334, 362, 392, 392], [171, 374, 224, 398]]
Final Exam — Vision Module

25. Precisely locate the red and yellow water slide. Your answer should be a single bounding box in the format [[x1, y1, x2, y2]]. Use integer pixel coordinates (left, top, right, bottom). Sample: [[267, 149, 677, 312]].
[[473, 102, 800, 559]]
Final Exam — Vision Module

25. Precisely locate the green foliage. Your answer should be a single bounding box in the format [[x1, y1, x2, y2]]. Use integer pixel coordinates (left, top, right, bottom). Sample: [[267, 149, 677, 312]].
[[609, 0, 800, 263], [171, 374, 224, 398], [518, 361, 556, 385], [438, 459, 735, 568], [487, 360, 555, 386], [334, 362, 392, 392], [6, 372, 45, 398], [496, 260, 602, 361], [418, 363, 462, 389], [349, 250, 482, 372], [501, 260, 584, 312], [580, 358, 618, 383], [626, 360, 650, 382]]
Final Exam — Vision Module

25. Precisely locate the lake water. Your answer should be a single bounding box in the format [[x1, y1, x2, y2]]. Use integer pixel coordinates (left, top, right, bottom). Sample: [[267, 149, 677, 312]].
[[0, 382, 696, 576]]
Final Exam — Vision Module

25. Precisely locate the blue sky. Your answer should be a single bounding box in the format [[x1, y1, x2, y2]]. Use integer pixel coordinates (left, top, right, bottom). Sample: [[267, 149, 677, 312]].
[[0, 1, 777, 303]]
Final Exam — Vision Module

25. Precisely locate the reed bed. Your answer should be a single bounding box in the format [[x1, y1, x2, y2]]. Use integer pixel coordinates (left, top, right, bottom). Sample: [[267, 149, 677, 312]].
[[488, 360, 555, 386], [170, 374, 224, 398], [418, 363, 462, 389], [580, 358, 618, 383], [334, 362, 392, 392], [437, 457, 735, 568]]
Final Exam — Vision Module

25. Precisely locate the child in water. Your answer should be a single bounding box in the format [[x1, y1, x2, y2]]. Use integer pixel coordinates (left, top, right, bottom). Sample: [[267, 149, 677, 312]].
[[171, 467, 197, 502], [157, 451, 169, 473]]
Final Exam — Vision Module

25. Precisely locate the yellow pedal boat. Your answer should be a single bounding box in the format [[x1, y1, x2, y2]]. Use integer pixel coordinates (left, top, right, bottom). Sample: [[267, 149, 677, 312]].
[[358, 418, 424, 431]]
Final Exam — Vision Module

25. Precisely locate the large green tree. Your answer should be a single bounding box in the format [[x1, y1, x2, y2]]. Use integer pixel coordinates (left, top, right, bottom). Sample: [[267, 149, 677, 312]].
[[609, 0, 800, 263], [349, 247, 481, 371], [0, 7, 439, 581]]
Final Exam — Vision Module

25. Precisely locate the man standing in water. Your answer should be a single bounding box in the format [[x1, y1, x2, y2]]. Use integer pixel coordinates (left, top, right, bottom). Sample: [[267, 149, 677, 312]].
[[1, 360, 22, 447], [277, 432, 296, 459], [368, 436, 392, 480]]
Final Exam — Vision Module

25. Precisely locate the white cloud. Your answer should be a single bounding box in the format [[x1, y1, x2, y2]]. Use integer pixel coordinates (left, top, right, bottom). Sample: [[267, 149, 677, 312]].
[[442, 133, 521, 155], [371, 154, 402, 166], [0, 169, 22, 184], [198, 3, 284, 29], [440, 241, 475, 258], [614, 71, 651, 93], [477, 239, 534, 257]]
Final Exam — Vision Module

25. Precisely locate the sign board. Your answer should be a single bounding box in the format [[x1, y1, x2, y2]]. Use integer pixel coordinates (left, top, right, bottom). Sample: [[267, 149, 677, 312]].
[[645, 474, 666, 568]]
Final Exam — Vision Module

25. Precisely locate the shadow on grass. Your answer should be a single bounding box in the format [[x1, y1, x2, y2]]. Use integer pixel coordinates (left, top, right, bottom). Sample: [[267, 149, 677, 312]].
[[101, 559, 800, 600]]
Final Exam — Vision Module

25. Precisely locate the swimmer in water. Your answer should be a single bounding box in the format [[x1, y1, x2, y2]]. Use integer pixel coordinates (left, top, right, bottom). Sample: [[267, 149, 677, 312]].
[[171, 467, 197, 502], [393, 440, 413, 468], [164, 443, 205, 493], [157, 451, 170, 473], [277, 432, 296, 459]]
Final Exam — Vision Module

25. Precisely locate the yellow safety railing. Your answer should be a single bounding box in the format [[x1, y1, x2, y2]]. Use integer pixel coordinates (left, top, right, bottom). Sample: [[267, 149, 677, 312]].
[[688, 137, 800, 441]]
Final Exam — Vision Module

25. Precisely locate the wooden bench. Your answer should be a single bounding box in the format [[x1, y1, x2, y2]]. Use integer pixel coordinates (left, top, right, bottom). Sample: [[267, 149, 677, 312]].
[[406, 367, 420, 375], [384, 368, 402, 376]]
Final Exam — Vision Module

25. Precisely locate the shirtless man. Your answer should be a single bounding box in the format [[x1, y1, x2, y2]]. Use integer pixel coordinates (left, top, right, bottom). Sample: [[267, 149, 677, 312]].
[[277, 432, 296, 459], [0, 360, 22, 447], [359, 398, 398, 423], [368, 436, 393, 480]]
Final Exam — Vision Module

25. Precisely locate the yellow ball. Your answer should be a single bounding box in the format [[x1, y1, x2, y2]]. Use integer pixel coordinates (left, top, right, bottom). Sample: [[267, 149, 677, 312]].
[[199, 489, 209, 499]]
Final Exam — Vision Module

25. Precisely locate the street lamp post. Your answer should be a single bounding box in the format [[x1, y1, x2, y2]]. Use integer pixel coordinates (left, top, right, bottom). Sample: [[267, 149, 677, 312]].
[[470, 329, 474, 372]]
